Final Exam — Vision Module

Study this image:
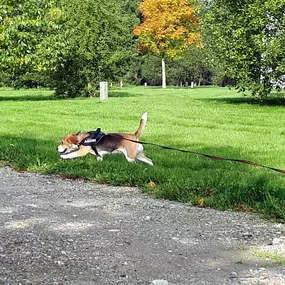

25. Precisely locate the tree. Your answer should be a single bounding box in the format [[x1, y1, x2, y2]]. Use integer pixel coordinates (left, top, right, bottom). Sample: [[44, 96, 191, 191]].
[[51, 0, 138, 96], [0, 0, 139, 97], [133, 0, 201, 88], [121, 0, 140, 14], [0, 0, 65, 87], [139, 47, 216, 86], [170, 46, 215, 86], [203, 0, 285, 98]]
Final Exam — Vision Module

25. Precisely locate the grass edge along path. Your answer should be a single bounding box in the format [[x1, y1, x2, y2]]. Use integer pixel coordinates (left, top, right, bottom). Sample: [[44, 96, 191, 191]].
[[0, 86, 285, 221]]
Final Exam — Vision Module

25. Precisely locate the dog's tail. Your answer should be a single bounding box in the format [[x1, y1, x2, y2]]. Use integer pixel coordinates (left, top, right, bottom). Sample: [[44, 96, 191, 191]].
[[135, 112, 148, 138]]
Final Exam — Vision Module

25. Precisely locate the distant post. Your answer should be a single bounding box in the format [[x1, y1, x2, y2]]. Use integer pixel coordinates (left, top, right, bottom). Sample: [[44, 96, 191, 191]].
[[191, 81, 194, 88], [100, 82, 108, 101]]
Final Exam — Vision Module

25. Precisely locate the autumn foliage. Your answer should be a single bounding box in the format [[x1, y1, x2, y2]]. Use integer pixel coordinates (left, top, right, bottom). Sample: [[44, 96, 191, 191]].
[[133, 0, 201, 59]]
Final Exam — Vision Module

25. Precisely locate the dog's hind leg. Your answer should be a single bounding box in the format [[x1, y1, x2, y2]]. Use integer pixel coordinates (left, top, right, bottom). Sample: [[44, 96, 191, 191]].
[[121, 148, 136, 163], [137, 151, 153, 166]]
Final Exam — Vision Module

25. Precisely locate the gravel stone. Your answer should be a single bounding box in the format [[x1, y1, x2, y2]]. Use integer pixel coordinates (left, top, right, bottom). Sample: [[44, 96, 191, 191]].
[[151, 280, 169, 285], [0, 167, 284, 285]]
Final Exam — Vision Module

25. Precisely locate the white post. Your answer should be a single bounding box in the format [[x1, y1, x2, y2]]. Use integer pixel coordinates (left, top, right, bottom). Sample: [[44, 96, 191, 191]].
[[100, 82, 108, 101], [144, 82, 147, 87], [191, 81, 194, 88], [162, 58, 166, 88]]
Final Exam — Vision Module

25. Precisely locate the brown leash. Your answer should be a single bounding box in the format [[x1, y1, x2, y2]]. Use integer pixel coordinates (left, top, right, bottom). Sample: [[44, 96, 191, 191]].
[[110, 134, 285, 175]]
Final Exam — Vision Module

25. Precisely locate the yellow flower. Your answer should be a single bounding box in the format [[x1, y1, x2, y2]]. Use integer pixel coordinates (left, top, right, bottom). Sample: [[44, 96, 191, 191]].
[[198, 198, 205, 208], [147, 181, 156, 189]]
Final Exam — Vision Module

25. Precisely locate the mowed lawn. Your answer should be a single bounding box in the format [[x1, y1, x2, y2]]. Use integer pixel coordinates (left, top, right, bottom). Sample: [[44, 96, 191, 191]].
[[1, 86, 285, 220]]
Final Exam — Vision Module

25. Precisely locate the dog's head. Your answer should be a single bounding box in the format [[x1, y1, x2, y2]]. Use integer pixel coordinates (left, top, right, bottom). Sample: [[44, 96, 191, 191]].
[[57, 133, 80, 154]]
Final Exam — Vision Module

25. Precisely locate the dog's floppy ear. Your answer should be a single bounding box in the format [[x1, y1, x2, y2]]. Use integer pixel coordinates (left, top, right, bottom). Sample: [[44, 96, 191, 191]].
[[67, 134, 79, 144]]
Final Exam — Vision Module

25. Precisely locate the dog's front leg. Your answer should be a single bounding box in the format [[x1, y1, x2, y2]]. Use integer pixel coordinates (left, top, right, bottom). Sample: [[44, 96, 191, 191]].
[[60, 151, 80, 159], [60, 147, 90, 159]]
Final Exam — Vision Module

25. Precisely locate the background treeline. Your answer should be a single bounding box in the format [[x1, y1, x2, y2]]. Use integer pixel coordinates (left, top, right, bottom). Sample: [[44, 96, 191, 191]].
[[0, 0, 284, 97], [0, 0, 140, 96], [0, 0, 223, 94]]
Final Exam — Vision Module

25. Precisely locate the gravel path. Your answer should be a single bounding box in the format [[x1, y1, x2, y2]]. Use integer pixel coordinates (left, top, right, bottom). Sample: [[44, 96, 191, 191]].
[[0, 167, 284, 285]]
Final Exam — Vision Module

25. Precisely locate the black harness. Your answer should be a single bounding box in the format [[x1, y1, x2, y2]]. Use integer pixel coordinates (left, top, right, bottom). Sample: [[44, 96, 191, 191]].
[[79, 128, 106, 156]]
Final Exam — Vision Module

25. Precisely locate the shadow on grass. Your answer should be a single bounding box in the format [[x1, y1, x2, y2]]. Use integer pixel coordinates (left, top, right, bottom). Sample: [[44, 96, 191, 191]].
[[0, 94, 57, 102], [143, 134, 285, 218], [150, 133, 285, 174], [0, 135, 59, 170], [0, 90, 134, 101], [1, 134, 285, 220], [108, 91, 131, 98], [204, 93, 285, 106], [2, 133, 284, 178]]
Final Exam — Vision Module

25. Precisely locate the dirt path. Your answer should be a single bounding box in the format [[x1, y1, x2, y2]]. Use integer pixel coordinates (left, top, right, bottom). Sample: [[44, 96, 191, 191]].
[[0, 167, 284, 285]]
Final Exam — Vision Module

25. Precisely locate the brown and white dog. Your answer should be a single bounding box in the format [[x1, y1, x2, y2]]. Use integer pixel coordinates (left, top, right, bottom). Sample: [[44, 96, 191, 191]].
[[57, 112, 153, 166]]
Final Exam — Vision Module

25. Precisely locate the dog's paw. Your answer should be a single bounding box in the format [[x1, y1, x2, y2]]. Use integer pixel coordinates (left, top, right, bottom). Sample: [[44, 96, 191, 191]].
[[60, 154, 68, 159]]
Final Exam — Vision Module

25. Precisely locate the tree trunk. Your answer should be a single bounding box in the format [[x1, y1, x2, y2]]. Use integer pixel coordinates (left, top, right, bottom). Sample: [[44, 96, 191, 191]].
[[161, 58, 166, 88]]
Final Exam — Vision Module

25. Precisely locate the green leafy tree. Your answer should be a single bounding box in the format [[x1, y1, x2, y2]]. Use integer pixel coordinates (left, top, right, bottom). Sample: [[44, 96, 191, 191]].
[[51, 0, 139, 96], [171, 46, 215, 85], [121, 0, 140, 14], [203, 0, 285, 97], [0, 0, 138, 96], [140, 47, 216, 86], [0, 0, 65, 86]]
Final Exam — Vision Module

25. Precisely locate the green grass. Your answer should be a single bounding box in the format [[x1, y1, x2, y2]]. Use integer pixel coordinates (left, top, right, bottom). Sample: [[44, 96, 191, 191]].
[[1, 86, 285, 221], [254, 250, 285, 265]]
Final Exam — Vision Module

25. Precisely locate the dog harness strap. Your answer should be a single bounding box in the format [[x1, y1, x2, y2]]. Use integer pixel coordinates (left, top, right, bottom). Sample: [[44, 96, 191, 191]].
[[92, 146, 101, 157], [78, 128, 106, 156]]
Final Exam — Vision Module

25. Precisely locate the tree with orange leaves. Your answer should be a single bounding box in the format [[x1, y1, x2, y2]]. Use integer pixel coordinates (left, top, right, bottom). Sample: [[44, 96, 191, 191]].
[[133, 0, 201, 88]]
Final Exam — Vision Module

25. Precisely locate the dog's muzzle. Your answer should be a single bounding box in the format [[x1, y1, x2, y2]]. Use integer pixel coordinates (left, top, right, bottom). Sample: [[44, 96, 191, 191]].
[[57, 144, 79, 154], [57, 145, 68, 154]]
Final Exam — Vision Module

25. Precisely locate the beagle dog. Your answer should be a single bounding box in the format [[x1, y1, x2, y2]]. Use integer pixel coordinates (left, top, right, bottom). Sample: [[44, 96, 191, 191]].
[[57, 112, 153, 166]]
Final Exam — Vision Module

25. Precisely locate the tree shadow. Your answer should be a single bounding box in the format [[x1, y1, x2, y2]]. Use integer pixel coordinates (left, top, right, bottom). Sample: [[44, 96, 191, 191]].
[[145, 133, 285, 212], [149, 133, 285, 173], [205, 94, 285, 107], [0, 94, 59, 101], [0, 89, 57, 101], [0, 135, 59, 170], [108, 91, 131, 98], [2, 133, 283, 178], [0, 90, 134, 101], [1, 134, 284, 221]]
